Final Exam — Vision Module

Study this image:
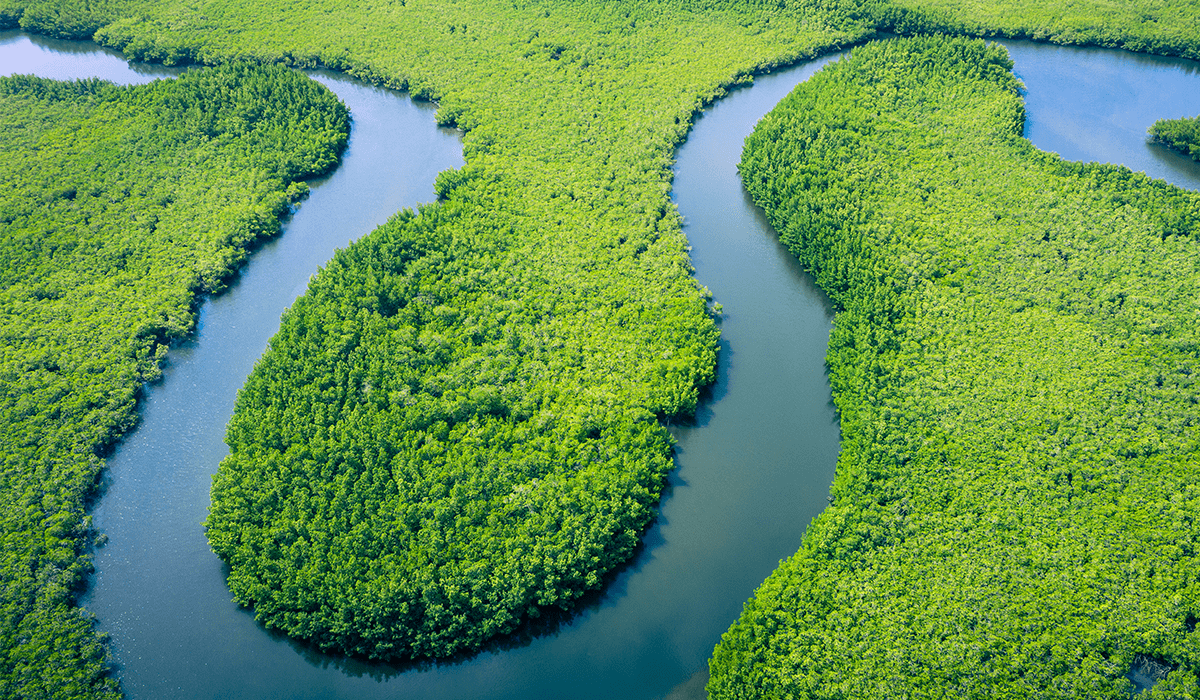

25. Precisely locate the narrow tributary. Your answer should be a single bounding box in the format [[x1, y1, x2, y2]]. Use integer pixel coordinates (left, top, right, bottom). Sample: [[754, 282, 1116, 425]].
[[3, 29, 1200, 700]]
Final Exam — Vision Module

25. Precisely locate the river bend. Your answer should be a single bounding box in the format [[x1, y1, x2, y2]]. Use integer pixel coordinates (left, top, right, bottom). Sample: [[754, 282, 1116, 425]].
[[2, 29, 1199, 700]]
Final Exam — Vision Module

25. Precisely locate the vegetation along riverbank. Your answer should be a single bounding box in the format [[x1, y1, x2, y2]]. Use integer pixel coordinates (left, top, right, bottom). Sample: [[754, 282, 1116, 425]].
[[711, 35, 1200, 698], [19, 0, 873, 664], [2, 0, 1199, 694], [1153, 115, 1200, 162], [0, 66, 347, 697]]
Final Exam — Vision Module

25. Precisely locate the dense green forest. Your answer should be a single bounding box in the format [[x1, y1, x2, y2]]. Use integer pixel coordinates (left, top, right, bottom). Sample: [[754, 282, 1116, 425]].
[[0, 67, 347, 697], [1153, 115, 1200, 162], [2, 0, 877, 680], [859, 0, 1200, 57], [711, 35, 1200, 698], [27, 0, 873, 663], [2, 0, 1200, 692]]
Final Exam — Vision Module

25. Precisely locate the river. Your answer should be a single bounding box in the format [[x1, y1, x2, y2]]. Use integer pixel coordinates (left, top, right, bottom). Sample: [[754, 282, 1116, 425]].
[[2, 29, 1200, 700]]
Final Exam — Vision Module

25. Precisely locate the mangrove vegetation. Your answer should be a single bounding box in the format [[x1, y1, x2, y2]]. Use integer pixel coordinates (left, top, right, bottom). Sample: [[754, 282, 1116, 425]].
[[0, 65, 347, 698], [2, 0, 1200, 694], [711, 35, 1200, 698], [1153, 114, 1200, 162], [36, 0, 875, 664]]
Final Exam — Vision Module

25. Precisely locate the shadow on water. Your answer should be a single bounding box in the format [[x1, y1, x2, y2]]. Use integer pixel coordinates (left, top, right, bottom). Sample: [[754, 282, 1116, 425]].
[[1127, 655, 1175, 695], [20, 31, 126, 57], [268, 516, 672, 682], [739, 181, 836, 314], [669, 337, 733, 431]]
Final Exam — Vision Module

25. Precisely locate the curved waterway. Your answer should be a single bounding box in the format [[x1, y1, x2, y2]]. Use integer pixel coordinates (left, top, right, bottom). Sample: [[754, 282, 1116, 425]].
[[4, 30, 1200, 700]]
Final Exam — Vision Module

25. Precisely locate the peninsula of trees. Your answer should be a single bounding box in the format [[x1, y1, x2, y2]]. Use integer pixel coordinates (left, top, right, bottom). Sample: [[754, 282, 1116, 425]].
[[711, 35, 1200, 698], [1153, 114, 1200, 162], [0, 65, 348, 698]]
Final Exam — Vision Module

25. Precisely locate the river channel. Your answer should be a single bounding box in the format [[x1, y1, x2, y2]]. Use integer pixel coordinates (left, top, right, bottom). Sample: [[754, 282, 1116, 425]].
[[3, 29, 1200, 700]]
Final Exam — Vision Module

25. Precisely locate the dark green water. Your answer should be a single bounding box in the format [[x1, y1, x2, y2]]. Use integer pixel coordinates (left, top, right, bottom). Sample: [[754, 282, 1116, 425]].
[[2, 31, 1199, 700]]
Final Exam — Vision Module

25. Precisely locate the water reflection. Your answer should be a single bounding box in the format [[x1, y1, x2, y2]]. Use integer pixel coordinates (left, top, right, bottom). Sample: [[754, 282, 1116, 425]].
[[0, 30, 180, 82]]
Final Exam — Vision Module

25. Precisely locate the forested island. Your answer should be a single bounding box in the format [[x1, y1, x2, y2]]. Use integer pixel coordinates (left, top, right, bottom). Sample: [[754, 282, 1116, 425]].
[[1, 0, 1199, 696], [713, 34, 1200, 697], [0, 66, 348, 697], [1153, 115, 1200, 161]]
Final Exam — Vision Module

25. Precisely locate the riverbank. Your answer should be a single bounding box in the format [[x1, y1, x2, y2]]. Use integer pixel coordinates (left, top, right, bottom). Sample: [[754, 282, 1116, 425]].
[[0, 59, 349, 698], [715, 34, 1200, 698], [4, 0, 1200, 693], [1153, 115, 1200, 162], [5, 33, 844, 700]]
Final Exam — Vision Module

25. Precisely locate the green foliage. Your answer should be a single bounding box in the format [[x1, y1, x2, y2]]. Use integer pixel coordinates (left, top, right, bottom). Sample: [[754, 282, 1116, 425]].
[[198, 0, 822, 658], [19, 0, 873, 664], [0, 0, 140, 39], [7, 0, 1200, 686], [712, 35, 1200, 698], [206, 200, 690, 657], [852, 0, 1200, 58], [0, 66, 347, 697], [1153, 114, 1200, 162], [6, 0, 877, 676]]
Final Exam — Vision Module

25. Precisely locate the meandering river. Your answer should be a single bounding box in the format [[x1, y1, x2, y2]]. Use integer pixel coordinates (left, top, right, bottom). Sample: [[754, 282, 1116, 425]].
[[2, 29, 1199, 700]]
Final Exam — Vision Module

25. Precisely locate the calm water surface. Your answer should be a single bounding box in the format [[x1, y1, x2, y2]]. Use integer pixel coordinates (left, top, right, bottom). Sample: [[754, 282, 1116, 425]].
[[2, 30, 1200, 700], [1006, 39, 1200, 191]]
